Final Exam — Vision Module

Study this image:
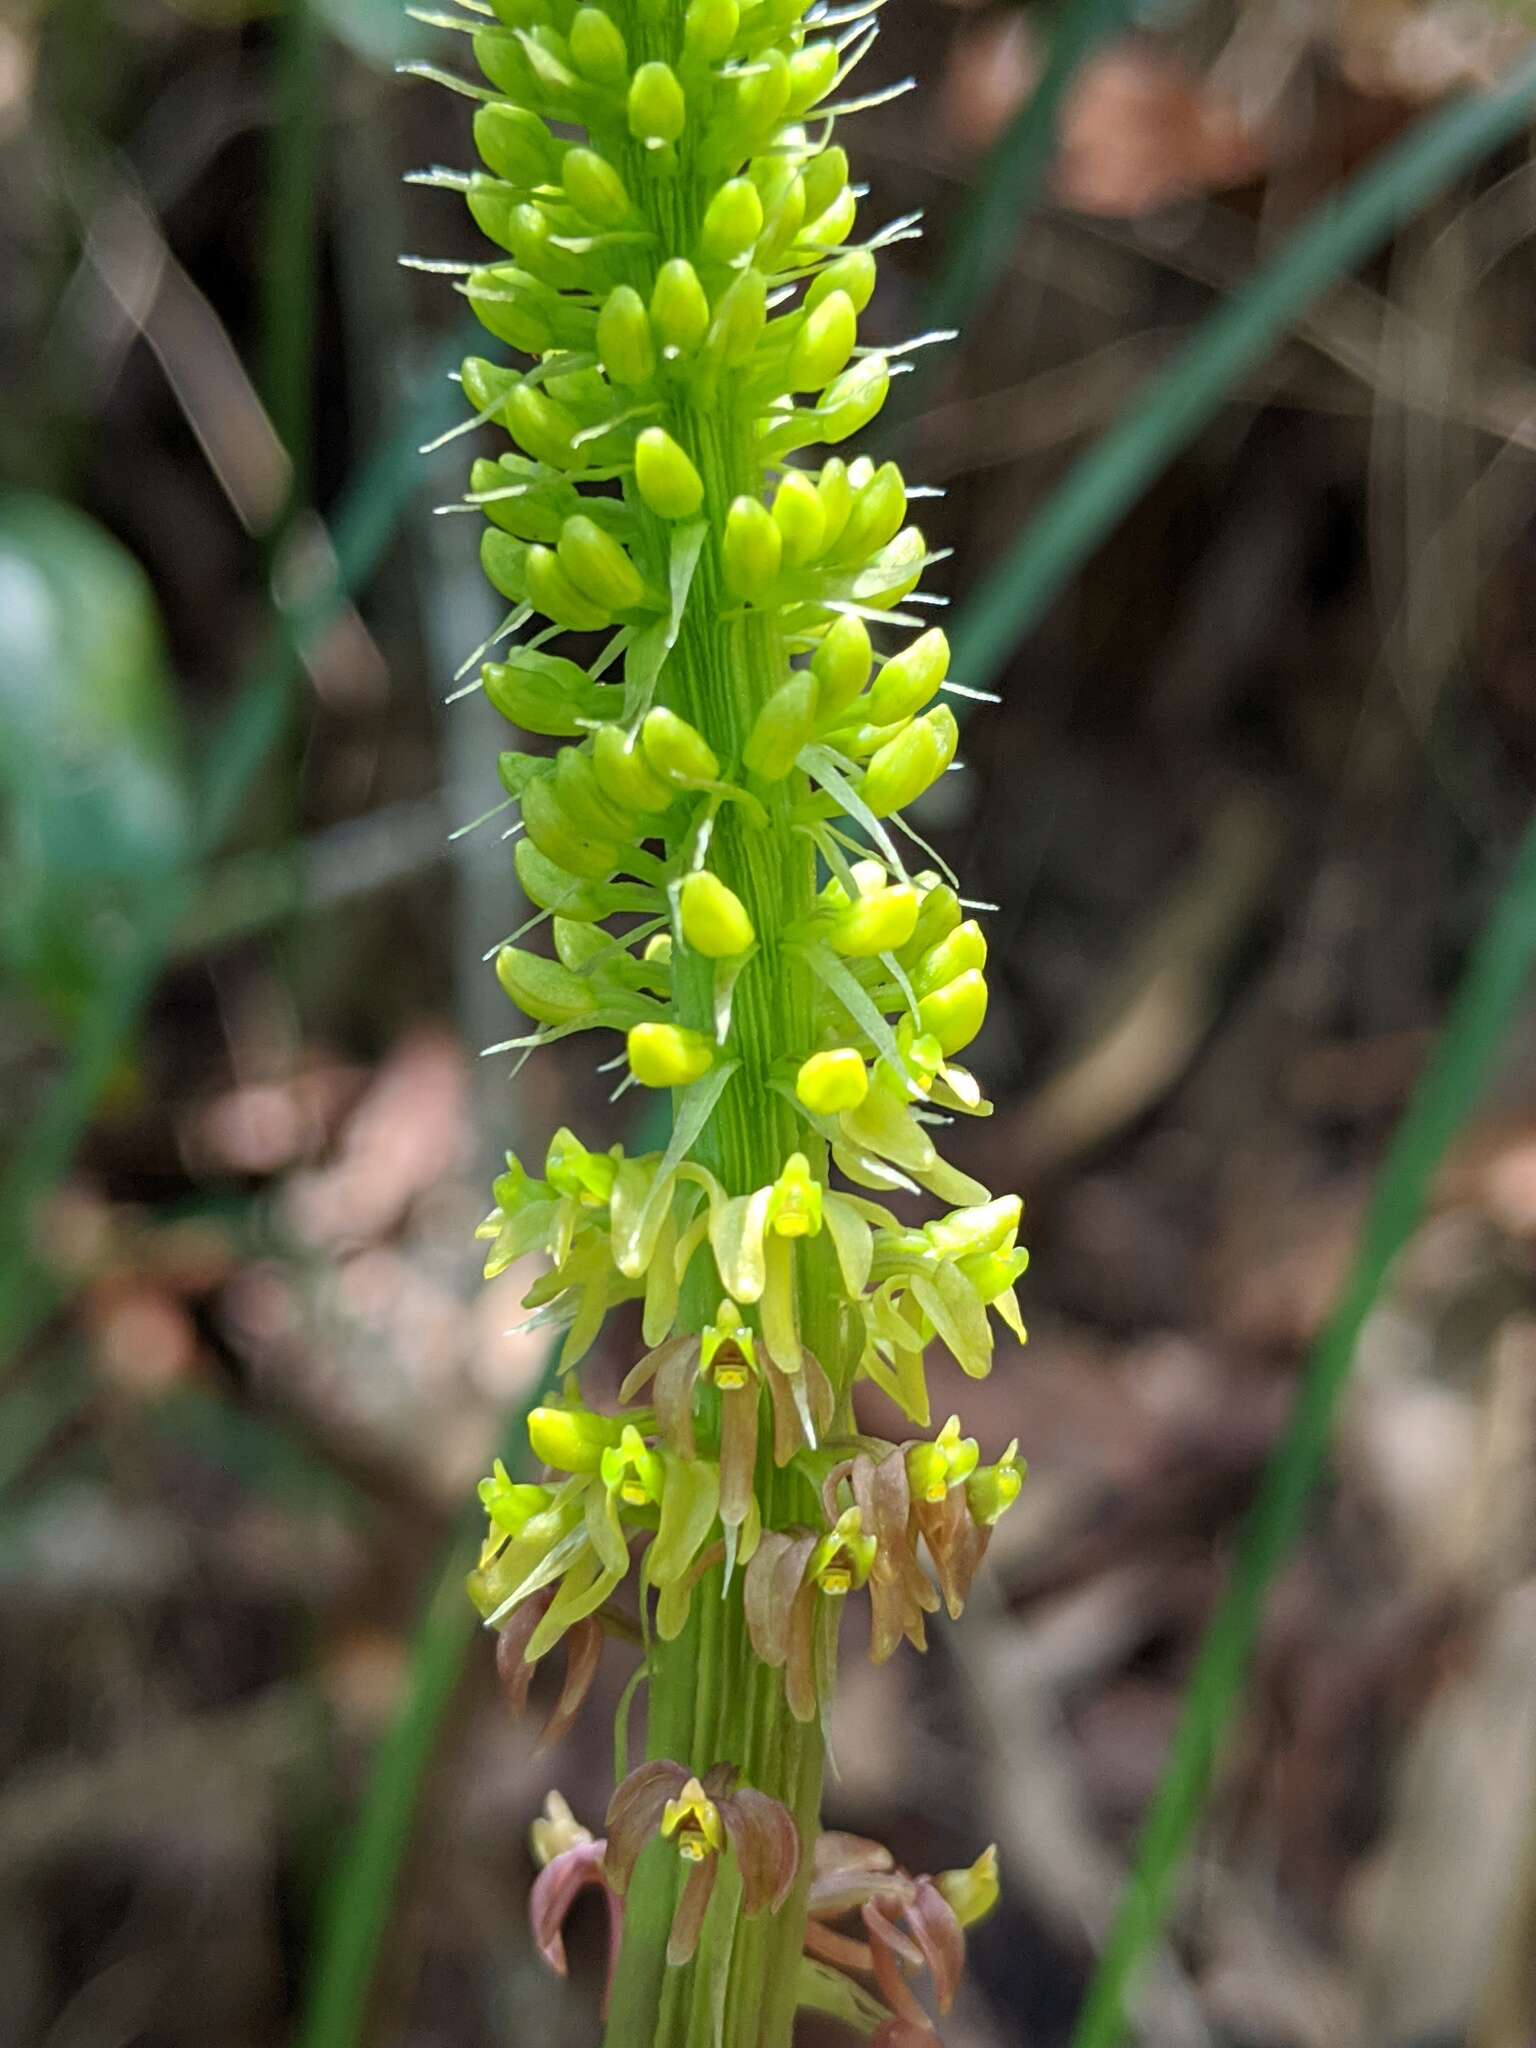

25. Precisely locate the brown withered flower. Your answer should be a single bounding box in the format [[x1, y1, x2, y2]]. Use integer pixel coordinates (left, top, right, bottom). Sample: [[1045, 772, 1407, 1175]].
[[495, 1590, 606, 1751], [800, 1830, 999, 2040]]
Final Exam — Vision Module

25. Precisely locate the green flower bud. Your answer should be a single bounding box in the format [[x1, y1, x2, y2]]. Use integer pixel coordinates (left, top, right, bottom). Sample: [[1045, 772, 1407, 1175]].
[[936, 1846, 1001, 1930], [520, 772, 623, 878], [743, 670, 817, 779], [785, 38, 838, 114], [482, 650, 618, 735], [814, 458, 853, 551], [634, 427, 704, 519], [551, 918, 608, 974], [736, 45, 791, 137], [528, 1401, 624, 1475], [771, 468, 826, 567], [803, 182, 857, 250], [496, 943, 598, 1025], [515, 837, 651, 921], [799, 144, 847, 224], [912, 918, 986, 999], [641, 706, 720, 788], [526, 542, 613, 631], [627, 1021, 716, 1087], [502, 381, 581, 467], [472, 25, 529, 101], [789, 290, 856, 392], [805, 249, 877, 316], [505, 201, 583, 289], [513, 23, 582, 105], [679, 870, 755, 956], [900, 877, 962, 962], [700, 177, 764, 263], [706, 266, 766, 364], [466, 267, 557, 355], [866, 627, 949, 725], [818, 353, 889, 442], [592, 722, 675, 813], [825, 877, 919, 957], [643, 932, 672, 967], [562, 146, 630, 227], [472, 102, 559, 186], [966, 1442, 1025, 1526], [596, 284, 656, 386], [650, 258, 709, 355], [567, 4, 627, 83], [628, 60, 685, 146], [471, 454, 559, 543], [684, 0, 738, 60], [465, 178, 520, 253], [833, 460, 908, 565], [917, 966, 988, 1056], [810, 611, 871, 718], [481, 528, 528, 602], [795, 1047, 868, 1114], [859, 704, 958, 818], [722, 494, 782, 601], [553, 743, 635, 839], [557, 514, 647, 611], [601, 1423, 665, 1506], [755, 172, 805, 267]]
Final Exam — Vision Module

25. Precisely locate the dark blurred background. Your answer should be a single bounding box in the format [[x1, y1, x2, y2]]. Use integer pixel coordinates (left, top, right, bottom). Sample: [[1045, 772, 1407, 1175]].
[[5, 0, 1536, 2042]]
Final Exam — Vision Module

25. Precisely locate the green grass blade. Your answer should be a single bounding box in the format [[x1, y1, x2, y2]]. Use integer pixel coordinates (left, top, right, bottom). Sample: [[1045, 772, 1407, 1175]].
[[296, 1345, 563, 2048], [1070, 809, 1536, 2048], [953, 52, 1536, 691], [924, 0, 1138, 338]]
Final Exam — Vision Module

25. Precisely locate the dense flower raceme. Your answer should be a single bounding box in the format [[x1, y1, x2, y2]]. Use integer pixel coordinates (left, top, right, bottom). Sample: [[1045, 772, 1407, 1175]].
[[411, 0, 1027, 2027]]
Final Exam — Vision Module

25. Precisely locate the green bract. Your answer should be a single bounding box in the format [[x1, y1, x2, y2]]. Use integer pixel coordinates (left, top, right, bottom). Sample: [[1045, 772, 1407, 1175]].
[[415, 5, 1026, 2035]]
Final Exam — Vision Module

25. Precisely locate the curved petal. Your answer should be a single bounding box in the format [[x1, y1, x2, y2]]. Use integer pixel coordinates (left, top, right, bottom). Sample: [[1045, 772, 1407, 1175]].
[[605, 1759, 689, 1894], [905, 1878, 964, 2015], [721, 1785, 800, 1915], [536, 1613, 604, 1752], [494, 1594, 548, 1713], [529, 1838, 607, 1976]]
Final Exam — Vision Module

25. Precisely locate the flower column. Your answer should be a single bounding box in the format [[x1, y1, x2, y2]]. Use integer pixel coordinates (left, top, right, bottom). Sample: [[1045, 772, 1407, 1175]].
[[434, 0, 1030, 2040]]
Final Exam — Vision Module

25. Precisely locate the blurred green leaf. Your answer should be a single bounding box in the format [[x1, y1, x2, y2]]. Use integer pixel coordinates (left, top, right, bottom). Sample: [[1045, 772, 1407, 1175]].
[[0, 494, 190, 1015]]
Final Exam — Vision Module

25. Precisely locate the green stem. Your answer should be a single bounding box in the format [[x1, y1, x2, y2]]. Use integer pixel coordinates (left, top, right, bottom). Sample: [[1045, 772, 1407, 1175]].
[[598, 33, 834, 2045]]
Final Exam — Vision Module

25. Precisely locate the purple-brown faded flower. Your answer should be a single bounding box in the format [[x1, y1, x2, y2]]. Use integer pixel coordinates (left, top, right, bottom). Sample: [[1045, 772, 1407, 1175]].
[[495, 1591, 605, 1750], [605, 1759, 800, 1966], [802, 1828, 985, 2039], [526, 1791, 622, 2005], [838, 1448, 940, 1664], [744, 1528, 822, 1721]]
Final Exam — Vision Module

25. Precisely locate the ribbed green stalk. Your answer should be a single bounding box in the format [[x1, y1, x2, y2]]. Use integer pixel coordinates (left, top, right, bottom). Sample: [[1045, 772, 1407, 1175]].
[[601, 109, 833, 2044]]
